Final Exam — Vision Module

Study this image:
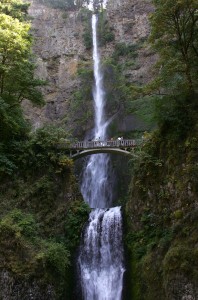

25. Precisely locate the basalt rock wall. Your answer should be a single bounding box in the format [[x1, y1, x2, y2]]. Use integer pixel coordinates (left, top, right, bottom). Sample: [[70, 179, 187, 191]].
[[23, 0, 155, 134]]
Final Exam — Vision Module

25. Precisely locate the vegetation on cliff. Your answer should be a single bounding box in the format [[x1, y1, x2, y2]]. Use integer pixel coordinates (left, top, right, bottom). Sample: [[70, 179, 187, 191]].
[[125, 0, 198, 299], [1, 0, 198, 298], [0, 1, 90, 298], [0, 0, 44, 169]]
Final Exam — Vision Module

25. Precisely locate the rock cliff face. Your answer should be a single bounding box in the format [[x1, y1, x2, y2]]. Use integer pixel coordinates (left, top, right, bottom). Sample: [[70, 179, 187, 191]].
[[0, 271, 55, 300], [107, 0, 155, 86], [23, 0, 155, 133], [23, 0, 87, 128]]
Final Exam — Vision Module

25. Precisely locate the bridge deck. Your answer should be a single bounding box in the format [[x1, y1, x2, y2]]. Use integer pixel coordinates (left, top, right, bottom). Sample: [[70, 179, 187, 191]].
[[70, 139, 136, 149]]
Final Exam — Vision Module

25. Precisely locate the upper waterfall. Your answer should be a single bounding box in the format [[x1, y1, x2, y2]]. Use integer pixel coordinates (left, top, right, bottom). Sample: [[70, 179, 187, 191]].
[[92, 14, 106, 140], [80, 14, 114, 209]]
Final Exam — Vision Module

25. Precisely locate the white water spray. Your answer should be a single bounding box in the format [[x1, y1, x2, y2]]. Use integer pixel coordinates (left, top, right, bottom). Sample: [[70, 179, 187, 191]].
[[78, 13, 125, 300], [78, 207, 125, 300]]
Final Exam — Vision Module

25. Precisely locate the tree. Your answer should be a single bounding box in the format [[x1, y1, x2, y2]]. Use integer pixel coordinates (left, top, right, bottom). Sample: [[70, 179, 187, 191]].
[[0, 2, 44, 142], [149, 0, 198, 95], [130, 0, 198, 139], [0, 0, 45, 179], [0, 0, 30, 21]]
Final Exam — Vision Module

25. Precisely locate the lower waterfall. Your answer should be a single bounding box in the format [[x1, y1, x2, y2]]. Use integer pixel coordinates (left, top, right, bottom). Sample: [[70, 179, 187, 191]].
[[78, 208, 125, 300]]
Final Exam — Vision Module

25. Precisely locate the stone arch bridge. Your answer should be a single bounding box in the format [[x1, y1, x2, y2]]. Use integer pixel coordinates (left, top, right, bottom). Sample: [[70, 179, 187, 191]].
[[59, 139, 136, 160]]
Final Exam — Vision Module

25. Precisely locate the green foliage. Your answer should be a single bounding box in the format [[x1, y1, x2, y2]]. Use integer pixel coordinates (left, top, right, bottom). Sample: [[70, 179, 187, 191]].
[[0, 151, 17, 175], [64, 200, 90, 250], [126, 126, 198, 298], [124, 2, 198, 291], [68, 64, 94, 136], [31, 176, 56, 203], [97, 11, 115, 46], [163, 245, 198, 280], [0, 0, 30, 21], [0, 1, 45, 144], [126, 210, 173, 260], [110, 41, 157, 130], [0, 97, 30, 142], [0, 210, 70, 284], [0, 167, 87, 297], [128, 96, 156, 126], [154, 94, 197, 140], [150, 0, 198, 94], [37, 240, 70, 276], [27, 126, 73, 175], [102, 58, 131, 113], [173, 210, 183, 220], [83, 29, 93, 50], [0, 209, 38, 238], [129, 0, 198, 140], [30, 125, 70, 149], [113, 43, 139, 59], [0, 124, 73, 179]]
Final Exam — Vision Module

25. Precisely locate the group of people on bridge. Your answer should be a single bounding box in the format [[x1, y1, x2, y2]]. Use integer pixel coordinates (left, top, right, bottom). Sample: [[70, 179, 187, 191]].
[[72, 138, 136, 149], [90, 136, 124, 142]]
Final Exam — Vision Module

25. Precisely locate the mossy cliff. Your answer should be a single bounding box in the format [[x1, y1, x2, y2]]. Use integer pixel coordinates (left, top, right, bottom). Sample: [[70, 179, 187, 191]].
[[0, 126, 90, 299], [125, 129, 198, 300]]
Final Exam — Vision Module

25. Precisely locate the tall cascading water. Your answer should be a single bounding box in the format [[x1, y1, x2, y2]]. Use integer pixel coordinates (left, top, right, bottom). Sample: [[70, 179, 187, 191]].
[[80, 14, 113, 209], [78, 13, 125, 300]]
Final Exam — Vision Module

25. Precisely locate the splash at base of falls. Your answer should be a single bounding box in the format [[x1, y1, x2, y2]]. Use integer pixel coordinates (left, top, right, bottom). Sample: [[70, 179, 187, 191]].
[[78, 207, 125, 300]]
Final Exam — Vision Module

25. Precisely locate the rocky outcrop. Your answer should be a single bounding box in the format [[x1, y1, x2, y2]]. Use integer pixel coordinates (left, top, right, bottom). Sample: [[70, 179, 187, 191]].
[[165, 274, 198, 300], [107, 0, 156, 85], [0, 271, 55, 300], [23, 0, 88, 128]]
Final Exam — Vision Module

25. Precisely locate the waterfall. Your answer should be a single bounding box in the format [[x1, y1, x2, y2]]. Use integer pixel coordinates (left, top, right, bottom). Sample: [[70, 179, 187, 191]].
[[78, 13, 125, 300], [78, 208, 125, 300], [80, 14, 113, 209]]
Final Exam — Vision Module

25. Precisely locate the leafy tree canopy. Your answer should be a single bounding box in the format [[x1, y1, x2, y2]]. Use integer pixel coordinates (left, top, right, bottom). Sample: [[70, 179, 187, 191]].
[[0, 1, 45, 143], [130, 0, 198, 139], [0, 0, 30, 21], [150, 0, 198, 95]]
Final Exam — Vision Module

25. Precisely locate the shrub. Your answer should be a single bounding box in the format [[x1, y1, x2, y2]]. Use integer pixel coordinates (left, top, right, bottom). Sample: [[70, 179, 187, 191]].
[[37, 241, 70, 276], [64, 201, 90, 250], [0, 209, 38, 239]]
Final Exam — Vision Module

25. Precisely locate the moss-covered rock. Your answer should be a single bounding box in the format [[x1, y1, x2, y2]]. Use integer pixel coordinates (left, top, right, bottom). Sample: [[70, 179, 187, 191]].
[[0, 126, 90, 299], [125, 130, 198, 299]]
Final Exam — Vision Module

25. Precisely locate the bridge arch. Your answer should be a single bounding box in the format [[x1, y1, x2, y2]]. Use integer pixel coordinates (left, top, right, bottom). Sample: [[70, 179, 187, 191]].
[[71, 148, 133, 160], [58, 139, 137, 160]]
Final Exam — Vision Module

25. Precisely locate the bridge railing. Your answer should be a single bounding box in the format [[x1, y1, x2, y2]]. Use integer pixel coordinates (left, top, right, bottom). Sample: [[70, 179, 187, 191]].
[[70, 139, 136, 149]]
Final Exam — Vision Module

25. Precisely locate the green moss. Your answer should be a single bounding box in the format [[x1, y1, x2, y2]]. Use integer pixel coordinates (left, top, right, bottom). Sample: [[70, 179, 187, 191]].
[[113, 43, 139, 59], [173, 210, 183, 220], [125, 128, 198, 299], [163, 245, 198, 280]]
